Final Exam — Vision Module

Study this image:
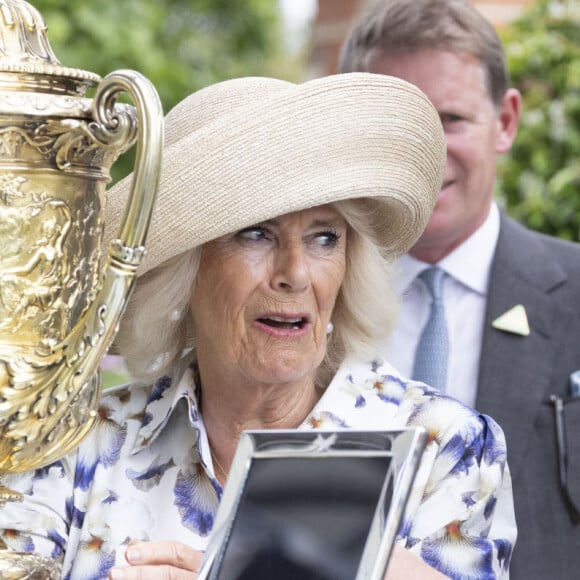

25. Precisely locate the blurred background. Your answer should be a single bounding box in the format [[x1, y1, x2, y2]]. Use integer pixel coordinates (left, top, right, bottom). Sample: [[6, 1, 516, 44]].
[[28, 0, 578, 386]]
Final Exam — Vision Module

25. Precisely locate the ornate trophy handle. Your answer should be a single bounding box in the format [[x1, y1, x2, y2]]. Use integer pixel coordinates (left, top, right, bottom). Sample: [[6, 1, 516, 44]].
[[91, 69, 163, 250]]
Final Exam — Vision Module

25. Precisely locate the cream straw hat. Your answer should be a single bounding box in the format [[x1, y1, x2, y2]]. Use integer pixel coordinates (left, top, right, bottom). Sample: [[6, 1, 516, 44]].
[[104, 73, 445, 276]]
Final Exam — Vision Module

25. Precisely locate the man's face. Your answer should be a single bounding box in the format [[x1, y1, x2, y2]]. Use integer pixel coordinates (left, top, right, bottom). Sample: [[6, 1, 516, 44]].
[[369, 48, 520, 262]]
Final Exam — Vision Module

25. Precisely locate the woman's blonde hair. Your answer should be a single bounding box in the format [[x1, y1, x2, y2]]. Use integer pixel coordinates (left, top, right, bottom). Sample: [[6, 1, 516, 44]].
[[115, 199, 399, 387]]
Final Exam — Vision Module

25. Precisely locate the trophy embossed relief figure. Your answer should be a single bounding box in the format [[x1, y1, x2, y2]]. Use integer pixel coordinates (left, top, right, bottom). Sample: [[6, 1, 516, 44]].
[[0, 0, 163, 576]]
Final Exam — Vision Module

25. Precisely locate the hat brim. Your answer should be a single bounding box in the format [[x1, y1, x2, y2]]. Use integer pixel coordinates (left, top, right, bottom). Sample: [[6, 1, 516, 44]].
[[105, 73, 445, 276]]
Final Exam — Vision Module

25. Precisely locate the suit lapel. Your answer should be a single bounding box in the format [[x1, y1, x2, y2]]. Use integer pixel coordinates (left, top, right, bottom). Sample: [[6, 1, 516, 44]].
[[476, 215, 570, 478]]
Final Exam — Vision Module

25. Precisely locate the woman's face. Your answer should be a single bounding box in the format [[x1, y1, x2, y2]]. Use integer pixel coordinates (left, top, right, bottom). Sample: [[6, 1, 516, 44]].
[[190, 205, 347, 387]]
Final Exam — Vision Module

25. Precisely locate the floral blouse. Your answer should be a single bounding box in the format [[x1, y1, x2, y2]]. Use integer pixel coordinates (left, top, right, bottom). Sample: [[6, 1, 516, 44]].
[[0, 354, 516, 579]]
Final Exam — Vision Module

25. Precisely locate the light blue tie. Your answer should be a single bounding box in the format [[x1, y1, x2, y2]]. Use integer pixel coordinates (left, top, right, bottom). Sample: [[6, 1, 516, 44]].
[[412, 267, 448, 392]]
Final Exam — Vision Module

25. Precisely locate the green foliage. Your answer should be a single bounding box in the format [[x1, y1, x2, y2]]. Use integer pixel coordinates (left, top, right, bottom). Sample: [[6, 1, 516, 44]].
[[497, 0, 580, 241], [31, 0, 301, 181]]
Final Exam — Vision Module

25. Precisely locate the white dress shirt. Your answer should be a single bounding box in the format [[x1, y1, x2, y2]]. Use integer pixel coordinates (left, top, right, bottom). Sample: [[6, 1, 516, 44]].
[[383, 202, 501, 407]]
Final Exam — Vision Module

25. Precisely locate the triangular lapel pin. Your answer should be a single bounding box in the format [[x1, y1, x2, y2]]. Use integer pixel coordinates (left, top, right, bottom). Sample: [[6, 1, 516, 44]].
[[492, 304, 530, 336]]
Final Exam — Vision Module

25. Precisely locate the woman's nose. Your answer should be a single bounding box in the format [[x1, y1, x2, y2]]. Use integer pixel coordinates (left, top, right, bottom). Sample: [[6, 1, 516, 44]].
[[271, 243, 310, 292]]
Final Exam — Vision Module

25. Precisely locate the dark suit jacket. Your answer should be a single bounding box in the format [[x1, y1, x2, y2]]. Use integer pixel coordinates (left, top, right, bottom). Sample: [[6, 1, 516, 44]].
[[476, 213, 580, 579]]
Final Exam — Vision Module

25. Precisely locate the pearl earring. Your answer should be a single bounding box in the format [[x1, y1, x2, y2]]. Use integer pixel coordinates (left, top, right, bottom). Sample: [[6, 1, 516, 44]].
[[326, 321, 334, 334]]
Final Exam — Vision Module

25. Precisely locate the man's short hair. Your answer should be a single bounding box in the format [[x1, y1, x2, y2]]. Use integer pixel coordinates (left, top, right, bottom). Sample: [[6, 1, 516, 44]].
[[339, 0, 508, 108]]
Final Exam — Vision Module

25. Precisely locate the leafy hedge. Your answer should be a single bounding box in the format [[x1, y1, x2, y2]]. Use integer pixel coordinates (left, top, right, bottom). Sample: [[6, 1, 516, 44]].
[[497, 0, 580, 241]]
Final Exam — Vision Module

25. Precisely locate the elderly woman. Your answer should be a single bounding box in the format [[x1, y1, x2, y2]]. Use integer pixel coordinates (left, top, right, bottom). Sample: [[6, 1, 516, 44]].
[[0, 73, 515, 579]]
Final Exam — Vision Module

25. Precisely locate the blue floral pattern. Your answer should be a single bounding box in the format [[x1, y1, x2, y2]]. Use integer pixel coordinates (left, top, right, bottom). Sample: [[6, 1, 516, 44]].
[[0, 354, 515, 579]]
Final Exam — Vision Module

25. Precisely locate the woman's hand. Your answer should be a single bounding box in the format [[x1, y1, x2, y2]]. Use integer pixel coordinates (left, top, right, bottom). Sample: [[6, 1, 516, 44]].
[[385, 545, 449, 580], [108, 540, 203, 579], [107, 540, 447, 580]]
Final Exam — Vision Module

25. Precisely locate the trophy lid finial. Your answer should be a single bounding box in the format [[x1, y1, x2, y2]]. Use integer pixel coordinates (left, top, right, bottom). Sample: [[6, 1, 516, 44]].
[[0, 0, 101, 95]]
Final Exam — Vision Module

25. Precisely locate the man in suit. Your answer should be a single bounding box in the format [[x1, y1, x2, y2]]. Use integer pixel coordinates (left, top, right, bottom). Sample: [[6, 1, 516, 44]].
[[339, 1, 580, 578]]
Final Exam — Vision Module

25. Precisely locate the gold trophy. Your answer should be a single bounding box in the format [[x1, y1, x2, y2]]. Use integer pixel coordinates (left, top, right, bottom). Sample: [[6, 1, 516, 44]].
[[0, 0, 163, 576]]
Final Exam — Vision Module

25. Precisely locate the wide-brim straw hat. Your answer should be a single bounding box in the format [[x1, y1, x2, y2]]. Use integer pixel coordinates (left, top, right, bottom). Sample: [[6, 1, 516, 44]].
[[104, 73, 445, 276]]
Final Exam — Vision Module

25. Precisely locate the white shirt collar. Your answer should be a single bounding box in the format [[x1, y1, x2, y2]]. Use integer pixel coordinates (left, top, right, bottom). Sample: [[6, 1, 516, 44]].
[[395, 202, 500, 295]]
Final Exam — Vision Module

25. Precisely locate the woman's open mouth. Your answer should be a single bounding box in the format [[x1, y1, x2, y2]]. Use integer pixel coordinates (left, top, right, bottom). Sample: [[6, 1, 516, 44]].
[[257, 316, 308, 330]]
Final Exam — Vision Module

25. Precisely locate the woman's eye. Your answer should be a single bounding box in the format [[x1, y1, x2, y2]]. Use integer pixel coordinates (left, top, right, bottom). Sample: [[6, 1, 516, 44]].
[[313, 230, 340, 248], [237, 226, 269, 241]]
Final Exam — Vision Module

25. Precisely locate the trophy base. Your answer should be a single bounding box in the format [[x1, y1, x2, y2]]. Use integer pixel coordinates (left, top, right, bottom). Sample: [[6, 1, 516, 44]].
[[0, 485, 62, 579], [0, 550, 62, 579]]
